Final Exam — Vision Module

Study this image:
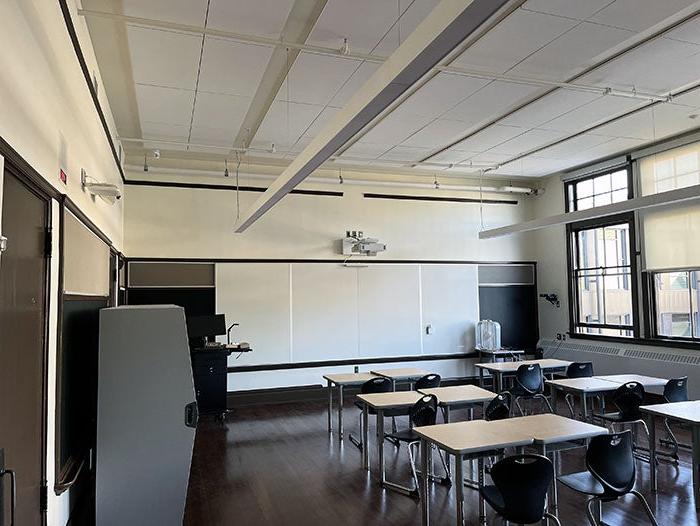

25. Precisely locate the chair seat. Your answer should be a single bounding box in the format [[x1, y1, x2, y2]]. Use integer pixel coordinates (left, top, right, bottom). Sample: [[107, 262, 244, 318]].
[[558, 471, 605, 496], [595, 411, 643, 423], [385, 428, 421, 443]]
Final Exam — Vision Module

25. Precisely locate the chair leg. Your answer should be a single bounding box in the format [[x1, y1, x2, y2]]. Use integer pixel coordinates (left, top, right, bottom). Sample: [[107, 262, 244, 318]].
[[544, 512, 562, 526], [348, 413, 363, 451], [436, 446, 452, 485], [515, 397, 526, 416], [565, 393, 576, 418], [535, 393, 554, 413], [585, 497, 600, 526], [630, 490, 659, 526], [663, 419, 680, 459], [407, 442, 420, 491]]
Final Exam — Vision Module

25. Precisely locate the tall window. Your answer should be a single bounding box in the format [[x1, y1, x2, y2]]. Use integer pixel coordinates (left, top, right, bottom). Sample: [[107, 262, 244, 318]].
[[652, 270, 700, 341], [566, 167, 631, 212], [568, 214, 637, 338]]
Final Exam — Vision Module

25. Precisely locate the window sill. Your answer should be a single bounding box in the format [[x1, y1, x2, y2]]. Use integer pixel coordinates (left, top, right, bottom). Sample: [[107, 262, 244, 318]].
[[568, 332, 700, 351]]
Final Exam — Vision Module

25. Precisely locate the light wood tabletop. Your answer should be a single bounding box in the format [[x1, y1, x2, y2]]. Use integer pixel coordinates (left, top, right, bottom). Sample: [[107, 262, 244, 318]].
[[418, 385, 495, 405], [322, 372, 377, 385], [357, 391, 424, 409], [475, 358, 571, 372], [597, 374, 668, 387], [370, 367, 431, 379], [641, 400, 700, 423], [525, 413, 608, 444], [546, 377, 623, 393], [413, 418, 534, 455]]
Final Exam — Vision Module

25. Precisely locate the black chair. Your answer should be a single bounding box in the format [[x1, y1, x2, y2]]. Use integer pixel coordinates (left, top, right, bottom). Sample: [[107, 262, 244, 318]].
[[659, 376, 689, 461], [348, 377, 392, 451], [384, 394, 450, 497], [564, 362, 594, 418], [511, 363, 553, 416], [415, 373, 441, 390], [558, 431, 658, 525], [481, 454, 561, 526], [485, 391, 512, 421], [594, 382, 650, 456]]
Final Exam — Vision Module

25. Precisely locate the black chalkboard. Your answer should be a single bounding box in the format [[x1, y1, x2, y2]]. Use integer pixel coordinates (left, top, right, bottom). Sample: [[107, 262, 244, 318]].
[[478, 285, 539, 351]]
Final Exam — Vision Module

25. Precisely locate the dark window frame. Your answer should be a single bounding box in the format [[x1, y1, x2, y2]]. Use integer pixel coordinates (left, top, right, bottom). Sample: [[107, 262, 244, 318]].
[[566, 212, 640, 339], [648, 268, 700, 343], [564, 164, 633, 213]]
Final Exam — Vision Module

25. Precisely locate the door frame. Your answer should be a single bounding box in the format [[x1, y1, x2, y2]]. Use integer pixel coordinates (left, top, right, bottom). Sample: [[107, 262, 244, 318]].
[[0, 145, 54, 525]]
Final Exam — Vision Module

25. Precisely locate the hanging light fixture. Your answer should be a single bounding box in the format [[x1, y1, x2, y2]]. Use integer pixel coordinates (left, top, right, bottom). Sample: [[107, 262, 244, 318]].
[[224, 159, 230, 177], [143, 154, 149, 172]]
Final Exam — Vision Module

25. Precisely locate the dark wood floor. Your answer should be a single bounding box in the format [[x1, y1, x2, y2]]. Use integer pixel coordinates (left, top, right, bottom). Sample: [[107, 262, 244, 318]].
[[184, 400, 700, 525]]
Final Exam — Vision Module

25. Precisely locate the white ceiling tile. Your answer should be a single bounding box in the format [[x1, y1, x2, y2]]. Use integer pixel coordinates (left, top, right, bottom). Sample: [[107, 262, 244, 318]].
[[447, 81, 542, 125], [666, 17, 700, 45], [672, 86, 700, 108], [521, 0, 612, 21], [497, 157, 574, 177], [536, 133, 614, 159], [208, 0, 295, 38], [401, 119, 468, 149], [198, 38, 273, 97], [303, 107, 342, 138], [188, 126, 234, 147], [454, 124, 527, 152], [541, 95, 646, 132], [378, 146, 431, 162], [488, 128, 567, 155], [373, 0, 441, 56], [127, 27, 202, 90], [453, 9, 577, 74], [588, 0, 698, 32], [135, 84, 194, 126], [465, 151, 514, 164], [281, 53, 361, 106], [340, 142, 390, 160], [254, 100, 325, 148], [191, 92, 251, 131], [511, 22, 634, 81], [140, 121, 190, 141], [307, 0, 401, 54], [578, 37, 700, 94], [122, 0, 208, 26], [428, 148, 478, 164], [329, 61, 381, 108], [359, 107, 433, 147], [500, 90, 601, 128], [399, 73, 490, 119], [571, 136, 646, 161]]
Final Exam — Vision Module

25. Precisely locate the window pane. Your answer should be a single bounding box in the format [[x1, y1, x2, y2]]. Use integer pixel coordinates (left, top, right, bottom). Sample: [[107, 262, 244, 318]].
[[594, 174, 611, 194], [604, 275, 632, 326], [693, 271, 700, 338], [594, 193, 612, 207], [611, 170, 628, 190], [578, 276, 601, 323], [577, 197, 593, 210], [655, 272, 692, 337], [577, 179, 593, 198], [611, 189, 627, 203]]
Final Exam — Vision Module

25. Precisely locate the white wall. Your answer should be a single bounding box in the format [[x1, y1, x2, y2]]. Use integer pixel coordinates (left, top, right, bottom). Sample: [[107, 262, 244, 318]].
[[0, 2, 124, 525]]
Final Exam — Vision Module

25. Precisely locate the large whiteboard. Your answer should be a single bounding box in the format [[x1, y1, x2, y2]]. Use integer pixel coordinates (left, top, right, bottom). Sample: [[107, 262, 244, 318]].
[[215, 262, 479, 367]]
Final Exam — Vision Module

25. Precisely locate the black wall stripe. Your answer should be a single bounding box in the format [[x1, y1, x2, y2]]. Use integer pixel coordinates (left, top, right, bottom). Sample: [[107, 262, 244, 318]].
[[363, 192, 518, 205], [124, 179, 343, 197], [58, 0, 126, 183]]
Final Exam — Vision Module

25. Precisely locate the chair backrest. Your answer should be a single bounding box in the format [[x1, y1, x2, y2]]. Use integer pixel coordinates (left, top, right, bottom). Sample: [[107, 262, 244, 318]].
[[409, 395, 438, 427], [566, 362, 594, 379], [484, 392, 511, 421], [360, 377, 393, 394], [489, 454, 553, 524], [515, 363, 544, 394], [415, 374, 441, 390], [612, 382, 645, 419], [586, 431, 636, 498], [664, 377, 689, 403]]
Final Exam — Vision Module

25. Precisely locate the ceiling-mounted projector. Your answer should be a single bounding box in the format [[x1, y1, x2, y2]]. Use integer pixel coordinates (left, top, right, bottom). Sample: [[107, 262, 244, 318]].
[[342, 230, 386, 256], [81, 169, 121, 204]]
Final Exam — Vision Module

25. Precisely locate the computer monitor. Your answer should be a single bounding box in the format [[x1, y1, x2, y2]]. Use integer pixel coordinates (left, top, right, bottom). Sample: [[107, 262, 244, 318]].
[[186, 314, 226, 339]]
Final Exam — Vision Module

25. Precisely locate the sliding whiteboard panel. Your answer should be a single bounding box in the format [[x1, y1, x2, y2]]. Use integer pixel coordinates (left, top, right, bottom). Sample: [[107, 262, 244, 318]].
[[421, 264, 478, 355], [291, 264, 359, 362], [358, 265, 421, 357], [216, 263, 290, 366]]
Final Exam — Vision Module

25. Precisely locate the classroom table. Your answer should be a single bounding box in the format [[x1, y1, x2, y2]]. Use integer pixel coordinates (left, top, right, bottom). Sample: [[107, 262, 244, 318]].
[[356, 391, 423, 496], [641, 400, 700, 510], [476, 348, 524, 363], [475, 359, 571, 392], [418, 385, 496, 423], [323, 372, 378, 438], [414, 413, 606, 526], [596, 374, 668, 389], [370, 367, 432, 389]]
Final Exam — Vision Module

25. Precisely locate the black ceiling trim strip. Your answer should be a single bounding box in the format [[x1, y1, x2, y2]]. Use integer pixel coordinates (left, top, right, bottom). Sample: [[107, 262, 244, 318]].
[[127, 257, 538, 265], [57, 0, 126, 183], [124, 179, 343, 197], [0, 135, 62, 201], [63, 196, 113, 247], [227, 352, 479, 373], [363, 192, 518, 205]]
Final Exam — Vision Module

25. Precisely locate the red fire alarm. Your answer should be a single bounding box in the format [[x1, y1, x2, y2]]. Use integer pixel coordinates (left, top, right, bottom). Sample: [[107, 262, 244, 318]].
[[59, 169, 67, 185]]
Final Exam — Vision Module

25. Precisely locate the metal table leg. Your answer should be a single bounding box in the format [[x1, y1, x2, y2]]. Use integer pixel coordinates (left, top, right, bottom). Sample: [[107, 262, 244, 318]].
[[649, 414, 657, 493], [421, 440, 430, 526], [378, 409, 385, 484], [692, 425, 700, 510], [478, 367, 484, 388], [339, 385, 345, 438], [496, 371, 503, 392], [455, 454, 464, 526], [581, 393, 588, 422], [362, 404, 369, 470], [327, 379, 333, 433], [478, 457, 485, 525], [444, 405, 451, 424]]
